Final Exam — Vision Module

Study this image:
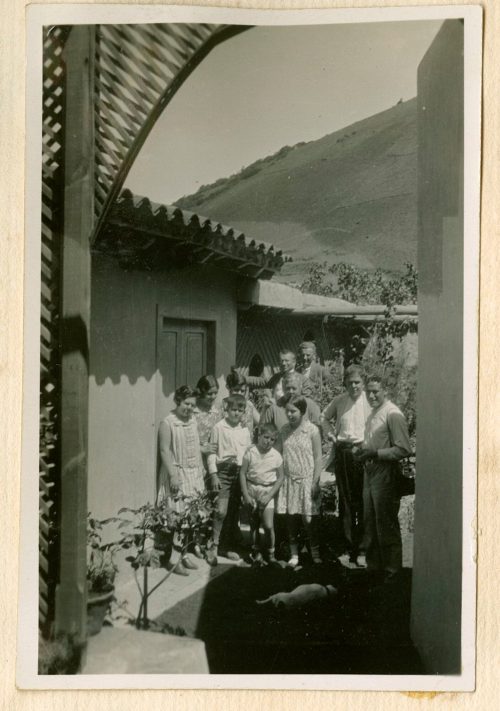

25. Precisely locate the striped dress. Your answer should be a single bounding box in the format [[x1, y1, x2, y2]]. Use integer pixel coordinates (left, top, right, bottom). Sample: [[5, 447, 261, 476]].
[[158, 412, 205, 509], [277, 419, 320, 516]]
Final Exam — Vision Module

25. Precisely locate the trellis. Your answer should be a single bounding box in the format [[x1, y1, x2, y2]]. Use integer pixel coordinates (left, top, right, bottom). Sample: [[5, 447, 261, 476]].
[[39, 21, 249, 636]]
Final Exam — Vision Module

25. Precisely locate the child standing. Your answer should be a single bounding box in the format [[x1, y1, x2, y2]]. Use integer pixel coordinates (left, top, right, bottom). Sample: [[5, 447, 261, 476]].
[[225, 368, 260, 437], [207, 393, 251, 564], [277, 395, 323, 568], [158, 386, 206, 576], [240, 423, 283, 564]]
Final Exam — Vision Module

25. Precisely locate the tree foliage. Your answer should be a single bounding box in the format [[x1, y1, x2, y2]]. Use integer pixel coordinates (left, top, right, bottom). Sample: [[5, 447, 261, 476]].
[[300, 262, 418, 439]]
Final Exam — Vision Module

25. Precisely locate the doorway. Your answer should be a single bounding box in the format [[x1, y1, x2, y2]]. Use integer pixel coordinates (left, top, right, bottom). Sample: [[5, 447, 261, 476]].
[[155, 314, 215, 426]]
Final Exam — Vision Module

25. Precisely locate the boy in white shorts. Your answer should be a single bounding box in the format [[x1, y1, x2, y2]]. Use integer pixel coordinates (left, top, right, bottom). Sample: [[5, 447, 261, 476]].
[[240, 423, 284, 564]]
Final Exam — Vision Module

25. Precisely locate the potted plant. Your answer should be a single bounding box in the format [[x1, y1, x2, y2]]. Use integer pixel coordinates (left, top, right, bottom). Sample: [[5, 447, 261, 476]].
[[116, 491, 214, 630], [86, 514, 119, 636]]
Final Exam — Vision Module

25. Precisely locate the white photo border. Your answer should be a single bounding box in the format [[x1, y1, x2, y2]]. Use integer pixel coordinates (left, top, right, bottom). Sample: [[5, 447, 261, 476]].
[[18, 2, 482, 691]]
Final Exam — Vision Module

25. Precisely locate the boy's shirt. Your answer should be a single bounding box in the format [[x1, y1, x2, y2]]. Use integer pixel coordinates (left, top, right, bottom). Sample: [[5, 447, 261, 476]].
[[207, 418, 252, 474], [243, 445, 282, 486]]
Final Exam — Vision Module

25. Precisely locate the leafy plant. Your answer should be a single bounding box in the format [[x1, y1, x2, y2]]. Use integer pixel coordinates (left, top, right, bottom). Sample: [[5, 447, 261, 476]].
[[114, 491, 215, 629], [87, 514, 119, 595], [300, 261, 418, 439], [320, 480, 339, 516], [38, 633, 83, 675]]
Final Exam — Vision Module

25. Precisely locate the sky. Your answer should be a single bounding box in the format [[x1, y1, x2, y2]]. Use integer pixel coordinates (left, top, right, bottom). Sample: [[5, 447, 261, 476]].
[[126, 20, 442, 205]]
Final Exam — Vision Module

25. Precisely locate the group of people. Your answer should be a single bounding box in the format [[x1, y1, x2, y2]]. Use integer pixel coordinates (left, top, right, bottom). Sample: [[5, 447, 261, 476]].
[[157, 342, 412, 586]]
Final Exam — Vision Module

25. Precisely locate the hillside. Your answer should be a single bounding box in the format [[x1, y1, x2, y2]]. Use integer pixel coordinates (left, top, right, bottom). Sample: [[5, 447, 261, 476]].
[[175, 98, 418, 285]]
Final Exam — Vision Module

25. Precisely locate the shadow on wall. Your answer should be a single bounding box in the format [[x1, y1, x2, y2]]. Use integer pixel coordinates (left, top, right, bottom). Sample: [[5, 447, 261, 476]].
[[89, 253, 239, 387]]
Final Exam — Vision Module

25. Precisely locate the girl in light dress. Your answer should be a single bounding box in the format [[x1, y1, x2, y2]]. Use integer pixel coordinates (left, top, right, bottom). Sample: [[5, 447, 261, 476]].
[[158, 386, 206, 576], [225, 368, 260, 438], [277, 395, 323, 568]]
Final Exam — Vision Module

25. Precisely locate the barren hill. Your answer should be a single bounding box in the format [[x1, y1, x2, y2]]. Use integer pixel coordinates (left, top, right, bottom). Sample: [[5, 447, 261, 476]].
[[176, 98, 418, 284]]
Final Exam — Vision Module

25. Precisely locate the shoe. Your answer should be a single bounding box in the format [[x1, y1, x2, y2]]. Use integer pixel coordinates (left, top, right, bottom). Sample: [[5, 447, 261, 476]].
[[356, 554, 367, 568], [287, 555, 299, 569], [205, 546, 218, 567], [182, 556, 198, 570], [311, 546, 322, 565], [251, 550, 263, 564], [192, 544, 204, 559], [219, 550, 241, 561], [173, 561, 189, 576]]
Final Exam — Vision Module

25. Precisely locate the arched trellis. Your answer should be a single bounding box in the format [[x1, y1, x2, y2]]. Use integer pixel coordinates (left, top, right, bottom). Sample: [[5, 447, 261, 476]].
[[92, 23, 251, 242], [40, 21, 252, 637]]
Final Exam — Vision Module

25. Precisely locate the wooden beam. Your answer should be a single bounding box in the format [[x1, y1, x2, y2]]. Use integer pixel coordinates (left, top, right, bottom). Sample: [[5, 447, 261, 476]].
[[55, 26, 95, 643]]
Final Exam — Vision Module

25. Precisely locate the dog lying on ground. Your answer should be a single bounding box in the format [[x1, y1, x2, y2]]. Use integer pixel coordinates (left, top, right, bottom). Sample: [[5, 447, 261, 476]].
[[256, 583, 337, 610]]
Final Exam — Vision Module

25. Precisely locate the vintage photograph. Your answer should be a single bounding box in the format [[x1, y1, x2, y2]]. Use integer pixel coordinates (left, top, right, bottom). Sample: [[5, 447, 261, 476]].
[[19, 3, 480, 690]]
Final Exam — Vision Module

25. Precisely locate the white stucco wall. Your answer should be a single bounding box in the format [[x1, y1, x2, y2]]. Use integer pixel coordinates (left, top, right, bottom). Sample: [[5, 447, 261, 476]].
[[88, 254, 237, 519], [411, 20, 464, 674]]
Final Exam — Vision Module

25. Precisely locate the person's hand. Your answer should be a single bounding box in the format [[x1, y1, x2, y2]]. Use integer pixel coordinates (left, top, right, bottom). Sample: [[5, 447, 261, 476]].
[[326, 432, 336, 443], [210, 474, 221, 491], [355, 448, 377, 463], [201, 442, 217, 455], [169, 475, 180, 495]]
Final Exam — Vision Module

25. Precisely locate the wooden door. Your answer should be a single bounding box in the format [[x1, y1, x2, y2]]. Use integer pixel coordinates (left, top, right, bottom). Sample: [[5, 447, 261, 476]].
[[155, 316, 211, 425]]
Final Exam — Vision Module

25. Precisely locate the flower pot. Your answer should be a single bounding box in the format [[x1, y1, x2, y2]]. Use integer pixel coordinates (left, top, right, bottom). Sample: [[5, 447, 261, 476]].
[[86, 588, 115, 637]]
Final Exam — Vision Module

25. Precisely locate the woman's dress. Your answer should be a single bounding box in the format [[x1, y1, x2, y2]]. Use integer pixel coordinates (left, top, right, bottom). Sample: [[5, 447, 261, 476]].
[[158, 412, 205, 508], [277, 419, 319, 516]]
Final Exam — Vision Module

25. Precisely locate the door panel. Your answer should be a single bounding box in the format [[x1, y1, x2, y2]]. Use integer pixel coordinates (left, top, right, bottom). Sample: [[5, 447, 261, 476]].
[[185, 331, 205, 387], [158, 328, 178, 397], [155, 315, 212, 426]]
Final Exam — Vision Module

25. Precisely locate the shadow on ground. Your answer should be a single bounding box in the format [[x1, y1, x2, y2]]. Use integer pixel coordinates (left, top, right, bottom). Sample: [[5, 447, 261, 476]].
[[154, 561, 423, 675]]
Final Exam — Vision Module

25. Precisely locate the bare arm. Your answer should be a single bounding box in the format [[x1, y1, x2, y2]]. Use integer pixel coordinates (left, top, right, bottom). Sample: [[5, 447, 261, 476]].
[[158, 421, 179, 494], [311, 427, 323, 499], [311, 428, 323, 484], [320, 399, 337, 441], [207, 425, 221, 490], [239, 455, 253, 505], [269, 462, 284, 499]]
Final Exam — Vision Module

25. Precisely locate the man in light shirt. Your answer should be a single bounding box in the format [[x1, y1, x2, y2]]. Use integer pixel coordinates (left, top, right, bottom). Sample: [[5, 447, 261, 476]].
[[320, 364, 371, 565], [355, 375, 411, 583]]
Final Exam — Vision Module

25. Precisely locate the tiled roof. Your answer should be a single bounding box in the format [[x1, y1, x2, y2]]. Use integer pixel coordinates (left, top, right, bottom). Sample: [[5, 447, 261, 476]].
[[93, 189, 291, 279]]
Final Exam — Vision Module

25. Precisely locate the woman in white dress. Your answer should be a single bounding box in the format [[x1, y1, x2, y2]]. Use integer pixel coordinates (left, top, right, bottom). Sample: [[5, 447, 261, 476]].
[[158, 385, 206, 575], [277, 395, 323, 567]]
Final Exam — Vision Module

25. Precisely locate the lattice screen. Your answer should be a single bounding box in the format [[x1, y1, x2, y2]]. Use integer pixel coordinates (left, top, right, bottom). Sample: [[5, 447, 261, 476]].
[[93, 23, 245, 235], [39, 24, 70, 633], [40, 21, 247, 634]]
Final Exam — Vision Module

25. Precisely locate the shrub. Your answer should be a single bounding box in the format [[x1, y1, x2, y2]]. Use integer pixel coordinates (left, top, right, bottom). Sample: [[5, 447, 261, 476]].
[[300, 261, 418, 441]]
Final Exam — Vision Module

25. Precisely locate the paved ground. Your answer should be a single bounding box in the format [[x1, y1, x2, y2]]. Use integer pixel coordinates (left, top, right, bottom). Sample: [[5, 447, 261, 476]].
[[83, 482, 419, 675], [82, 627, 209, 674]]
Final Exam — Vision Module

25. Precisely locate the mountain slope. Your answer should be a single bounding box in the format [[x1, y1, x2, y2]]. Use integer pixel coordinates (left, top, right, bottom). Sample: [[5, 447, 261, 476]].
[[176, 98, 418, 283]]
